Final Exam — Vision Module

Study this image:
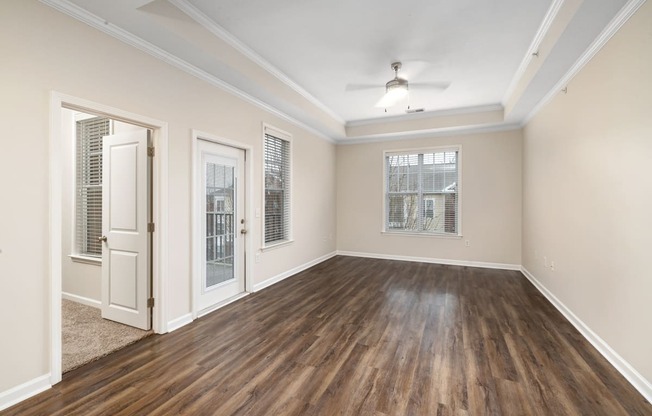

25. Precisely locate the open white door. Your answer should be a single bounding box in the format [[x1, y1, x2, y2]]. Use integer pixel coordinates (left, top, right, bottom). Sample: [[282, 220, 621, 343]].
[[196, 140, 246, 313], [100, 129, 151, 330]]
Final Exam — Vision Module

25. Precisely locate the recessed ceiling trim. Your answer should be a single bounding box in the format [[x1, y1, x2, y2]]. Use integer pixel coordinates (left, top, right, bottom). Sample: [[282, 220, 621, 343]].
[[168, 0, 346, 125], [338, 122, 522, 145], [39, 0, 336, 144], [346, 104, 505, 128], [522, 0, 647, 126], [502, 0, 566, 105]]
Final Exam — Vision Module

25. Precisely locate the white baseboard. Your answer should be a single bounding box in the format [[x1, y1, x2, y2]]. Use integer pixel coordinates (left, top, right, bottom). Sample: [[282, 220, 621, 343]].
[[166, 313, 193, 333], [521, 267, 652, 404], [336, 250, 521, 271], [253, 251, 337, 292], [62, 292, 101, 309], [0, 374, 51, 411], [197, 292, 250, 319]]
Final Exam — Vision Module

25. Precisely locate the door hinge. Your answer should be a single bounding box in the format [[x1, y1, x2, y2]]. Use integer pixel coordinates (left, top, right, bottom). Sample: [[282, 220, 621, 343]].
[[148, 222, 155, 232], [147, 297, 155, 308], [147, 146, 155, 157]]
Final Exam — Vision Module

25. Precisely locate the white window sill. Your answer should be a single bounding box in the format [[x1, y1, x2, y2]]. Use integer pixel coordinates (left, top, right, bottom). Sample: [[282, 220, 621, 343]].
[[69, 254, 102, 265], [381, 231, 462, 239], [261, 239, 294, 252]]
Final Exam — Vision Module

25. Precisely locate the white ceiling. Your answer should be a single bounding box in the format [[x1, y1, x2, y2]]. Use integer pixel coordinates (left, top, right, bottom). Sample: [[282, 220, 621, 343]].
[[186, 0, 551, 121], [50, 0, 632, 140]]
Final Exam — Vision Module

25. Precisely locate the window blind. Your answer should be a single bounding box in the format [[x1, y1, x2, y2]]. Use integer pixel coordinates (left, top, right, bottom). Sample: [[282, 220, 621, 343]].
[[385, 149, 459, 235], [264, 131, 291, 244], [76, 117, 110, 256]]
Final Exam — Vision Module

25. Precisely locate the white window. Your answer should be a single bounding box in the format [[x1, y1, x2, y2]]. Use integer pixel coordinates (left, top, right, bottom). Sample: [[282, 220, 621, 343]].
[[263, 126, 291, 246], [385, 148, 460, 235], [76, 116, 111, 257]]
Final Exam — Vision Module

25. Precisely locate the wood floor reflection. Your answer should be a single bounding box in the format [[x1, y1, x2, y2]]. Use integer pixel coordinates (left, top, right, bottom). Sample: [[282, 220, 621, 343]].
[[4, 256, 651, 415]]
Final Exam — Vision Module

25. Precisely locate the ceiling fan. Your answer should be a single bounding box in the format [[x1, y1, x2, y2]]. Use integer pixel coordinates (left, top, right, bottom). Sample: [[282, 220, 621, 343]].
[[346, 61, 451, 110]]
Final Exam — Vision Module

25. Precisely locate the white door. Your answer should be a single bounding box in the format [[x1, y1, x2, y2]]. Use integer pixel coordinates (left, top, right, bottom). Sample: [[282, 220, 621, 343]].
[[196, 140, 246, 313], [101, 129, 151, 330]]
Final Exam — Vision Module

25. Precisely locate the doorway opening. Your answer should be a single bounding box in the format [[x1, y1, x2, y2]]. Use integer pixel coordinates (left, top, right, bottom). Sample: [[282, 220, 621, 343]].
[[49, 93, 169, 385], [60, 110, 152, 373]]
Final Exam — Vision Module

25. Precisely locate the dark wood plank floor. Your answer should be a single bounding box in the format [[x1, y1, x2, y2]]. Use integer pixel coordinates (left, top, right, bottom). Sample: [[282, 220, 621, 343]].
[[4, 256, 651, 415]]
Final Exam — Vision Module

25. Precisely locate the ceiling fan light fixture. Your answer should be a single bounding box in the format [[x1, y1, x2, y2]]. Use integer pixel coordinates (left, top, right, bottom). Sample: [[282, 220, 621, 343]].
[[385, 77, 408, 95], [376, 86, 408, 108], [375, 62, 409, 108]]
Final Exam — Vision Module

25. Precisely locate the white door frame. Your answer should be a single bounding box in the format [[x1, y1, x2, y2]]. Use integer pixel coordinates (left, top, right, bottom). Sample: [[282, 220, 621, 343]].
[[49, 92, 169, 385], [191, 130, 254, 319]]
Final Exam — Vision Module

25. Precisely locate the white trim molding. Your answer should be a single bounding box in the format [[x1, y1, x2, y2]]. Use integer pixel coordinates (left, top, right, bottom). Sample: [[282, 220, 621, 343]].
[[522, 0, 647, 125], [197, 292, 250, 319], [521, 267, 652, 404], [336, 251, 521, 271], [502, 0, 565, 104], [49, 92, 170, 386], [253, 251, 337, 292], [166, 313, 194, 333], [39, 0, 336, 144], [62, 292, 101, 309], [338, 122, 523, 145], [0, 374, 51, 412], [345, 104, 504, 128], [168, 0, 345, 126]]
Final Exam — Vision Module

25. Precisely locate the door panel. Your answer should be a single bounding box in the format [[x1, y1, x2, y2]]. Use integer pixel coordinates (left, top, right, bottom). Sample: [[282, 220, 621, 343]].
[[101, 129, 151, 330], [109, 250, 138, 309], [109, 144, 138, 231], [197, 140, 246, 313]]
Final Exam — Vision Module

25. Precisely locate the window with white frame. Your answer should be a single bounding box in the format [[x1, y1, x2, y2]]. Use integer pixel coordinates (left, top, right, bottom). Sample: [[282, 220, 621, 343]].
[[263, 127, 291, 245], [76, 116, 111, 257], [385, 148, 460, 235]]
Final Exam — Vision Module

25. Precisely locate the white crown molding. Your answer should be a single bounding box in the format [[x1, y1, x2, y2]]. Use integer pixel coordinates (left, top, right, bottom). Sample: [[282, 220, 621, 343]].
[[339, 122, 522, 145], [522, 0, 647, 126], [502, 0, 565, 105], [346, 104, 504, 128], [521, 267, 652, 403], [39, 0, 336, 144], [168, 0, 345, 125]]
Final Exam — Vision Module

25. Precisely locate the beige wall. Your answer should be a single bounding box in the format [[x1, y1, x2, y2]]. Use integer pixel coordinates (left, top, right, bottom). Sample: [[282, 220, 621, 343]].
[[522, 1, 652, 384], [337, 130, 522, 266], [0, 0, 335, 392]]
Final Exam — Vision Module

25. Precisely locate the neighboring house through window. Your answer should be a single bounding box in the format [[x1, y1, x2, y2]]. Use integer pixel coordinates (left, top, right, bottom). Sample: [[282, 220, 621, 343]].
[[76, 116, 111, 257], [385, 147, 460, 235], [263, 126, 291, 246]]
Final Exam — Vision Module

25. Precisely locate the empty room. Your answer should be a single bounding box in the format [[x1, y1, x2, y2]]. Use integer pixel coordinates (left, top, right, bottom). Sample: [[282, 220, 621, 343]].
[[0, 0, 651, 415]]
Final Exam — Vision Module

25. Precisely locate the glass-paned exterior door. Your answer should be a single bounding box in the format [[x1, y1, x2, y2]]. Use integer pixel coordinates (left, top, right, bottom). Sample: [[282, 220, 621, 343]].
[[197, 140, 246, 313]]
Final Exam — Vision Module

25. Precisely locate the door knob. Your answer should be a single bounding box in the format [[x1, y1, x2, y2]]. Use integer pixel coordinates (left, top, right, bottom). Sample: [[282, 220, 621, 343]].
[[240, 229, 247, 235], [98, 236, 107, 242]]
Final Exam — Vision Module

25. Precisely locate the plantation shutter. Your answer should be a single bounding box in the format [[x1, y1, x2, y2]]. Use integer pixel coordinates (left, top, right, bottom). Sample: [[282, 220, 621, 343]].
[[385, 149, 459, 235], [76, 117, 111, 256], [264, 128, 291, 244]]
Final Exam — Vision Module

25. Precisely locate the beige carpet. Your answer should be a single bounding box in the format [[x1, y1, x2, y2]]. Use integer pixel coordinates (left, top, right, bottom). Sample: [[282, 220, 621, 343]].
[[62, 299, 152, 373]]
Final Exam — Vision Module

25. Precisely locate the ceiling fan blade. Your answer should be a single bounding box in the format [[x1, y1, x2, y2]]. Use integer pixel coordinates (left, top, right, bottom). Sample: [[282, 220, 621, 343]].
[[398, 59, 433, 79], [345, 83, 383, 92], [409, 81, 451, 91]]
